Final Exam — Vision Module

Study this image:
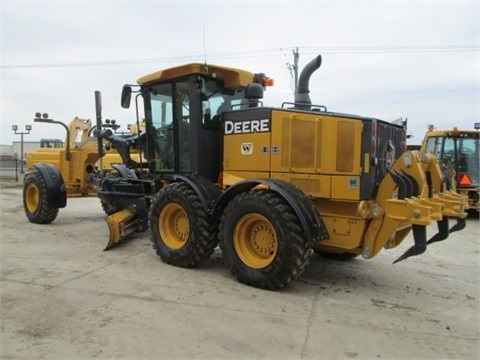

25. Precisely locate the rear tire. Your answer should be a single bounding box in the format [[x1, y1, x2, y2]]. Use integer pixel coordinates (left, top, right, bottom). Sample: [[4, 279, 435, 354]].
[[23, 170, 59, 224], [150, 182, 218, 267], [220, 190, 312, 290]]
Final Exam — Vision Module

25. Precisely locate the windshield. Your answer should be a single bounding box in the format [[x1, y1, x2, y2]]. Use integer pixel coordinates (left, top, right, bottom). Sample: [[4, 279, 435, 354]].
[[450, 137, 480, 185], [426, 135, 480, 185]]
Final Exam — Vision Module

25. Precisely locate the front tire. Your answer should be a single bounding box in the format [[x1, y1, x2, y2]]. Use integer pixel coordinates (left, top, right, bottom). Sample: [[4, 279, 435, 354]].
[[220, 190, 312, 290], [23, 170, 59, 224], [150, 182, 218, 267]]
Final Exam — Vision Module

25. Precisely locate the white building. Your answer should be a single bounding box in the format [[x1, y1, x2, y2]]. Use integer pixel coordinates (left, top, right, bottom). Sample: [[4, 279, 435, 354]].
[[0, 141, 41, 160]]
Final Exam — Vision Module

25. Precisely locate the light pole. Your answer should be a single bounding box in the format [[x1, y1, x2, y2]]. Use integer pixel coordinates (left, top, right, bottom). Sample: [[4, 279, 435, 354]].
[[12, 124, 32, 173]]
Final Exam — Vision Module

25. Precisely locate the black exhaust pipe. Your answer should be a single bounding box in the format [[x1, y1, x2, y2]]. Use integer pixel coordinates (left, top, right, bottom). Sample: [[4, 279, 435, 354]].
[[295, 55, 322, 110]]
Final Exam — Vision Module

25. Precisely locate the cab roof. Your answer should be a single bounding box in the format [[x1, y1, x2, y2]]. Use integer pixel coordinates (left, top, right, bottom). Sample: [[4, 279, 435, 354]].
[[137, 63, 257, 88]]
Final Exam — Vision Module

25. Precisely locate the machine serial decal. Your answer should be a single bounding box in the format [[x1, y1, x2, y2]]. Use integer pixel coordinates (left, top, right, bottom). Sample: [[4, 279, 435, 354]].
[[224, 119, 270, 135]]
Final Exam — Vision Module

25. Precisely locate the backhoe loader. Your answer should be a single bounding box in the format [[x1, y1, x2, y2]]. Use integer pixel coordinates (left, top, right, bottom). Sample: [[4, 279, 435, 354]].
[[416, 124, 479, 217], [24, 55, 468, 289], [23, 115, 144, 223]]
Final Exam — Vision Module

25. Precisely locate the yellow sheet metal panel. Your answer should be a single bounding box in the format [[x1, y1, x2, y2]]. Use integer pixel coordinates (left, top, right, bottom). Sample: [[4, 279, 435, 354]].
[[270, 173, 331, 198], [312, 198, 361, 218], [336, 121, 356, 172], [26, 151, 62, 169], [222, 171, 270, 187], [274, 112, 331, 173], [287, 118, 316, 169], [274, 113, 321, 172], [223, 131, 270, 172], [137, 63, 256, 88], [316, 216, 366, 250], [270, 110, 363, 175], [330, 175, 361, 200]]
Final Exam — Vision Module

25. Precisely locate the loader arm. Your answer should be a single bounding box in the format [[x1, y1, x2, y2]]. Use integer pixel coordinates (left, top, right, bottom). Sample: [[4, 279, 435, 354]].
[[68, 118, 92, 149]]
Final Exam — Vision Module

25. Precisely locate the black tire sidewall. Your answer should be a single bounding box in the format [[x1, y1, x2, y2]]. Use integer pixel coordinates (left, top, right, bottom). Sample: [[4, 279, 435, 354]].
[[150, 182, 216, 266], [23, 171, 58, 224], [222, 191, 305, 288]]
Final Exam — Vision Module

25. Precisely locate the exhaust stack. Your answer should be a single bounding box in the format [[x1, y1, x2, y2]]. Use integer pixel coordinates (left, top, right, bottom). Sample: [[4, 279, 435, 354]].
[[295, 55, 322, 110]]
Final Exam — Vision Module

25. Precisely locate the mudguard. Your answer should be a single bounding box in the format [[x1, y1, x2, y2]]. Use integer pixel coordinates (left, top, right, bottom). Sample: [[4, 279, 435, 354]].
[[173, 174, 221, 212], [31, 163, 67, 208]]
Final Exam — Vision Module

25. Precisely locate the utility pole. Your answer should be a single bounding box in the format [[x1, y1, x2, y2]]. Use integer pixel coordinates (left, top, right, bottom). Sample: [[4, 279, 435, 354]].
[[293, 47, 299, 94], [286, 47, 300, 95]]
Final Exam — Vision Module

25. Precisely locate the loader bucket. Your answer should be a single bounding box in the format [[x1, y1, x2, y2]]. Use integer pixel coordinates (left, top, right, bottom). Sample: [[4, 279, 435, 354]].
[[104, 209, 138, 250]]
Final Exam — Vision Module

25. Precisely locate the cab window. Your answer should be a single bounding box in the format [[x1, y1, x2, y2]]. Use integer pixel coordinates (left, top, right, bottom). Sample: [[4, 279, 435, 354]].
[[199, 78, 244, 129], [148, 80, 191, 172]]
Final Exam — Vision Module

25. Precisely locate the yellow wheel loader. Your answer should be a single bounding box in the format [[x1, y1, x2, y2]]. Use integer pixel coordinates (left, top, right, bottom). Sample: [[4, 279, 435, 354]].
[[25, 55, 468, 289]]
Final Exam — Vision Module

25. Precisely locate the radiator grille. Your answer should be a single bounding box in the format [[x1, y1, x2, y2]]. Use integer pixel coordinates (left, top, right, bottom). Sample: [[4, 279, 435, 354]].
[[375, 121, 406, 184]]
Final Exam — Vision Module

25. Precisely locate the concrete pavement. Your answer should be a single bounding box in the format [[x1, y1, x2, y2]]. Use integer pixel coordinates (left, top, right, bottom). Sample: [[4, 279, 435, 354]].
[[1, 187, 479, 359]]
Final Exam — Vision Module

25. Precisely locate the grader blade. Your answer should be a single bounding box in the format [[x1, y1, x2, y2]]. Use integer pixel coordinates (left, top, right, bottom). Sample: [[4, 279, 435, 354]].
[[104, 209, 138, 250], [393, 224, 427, 264]]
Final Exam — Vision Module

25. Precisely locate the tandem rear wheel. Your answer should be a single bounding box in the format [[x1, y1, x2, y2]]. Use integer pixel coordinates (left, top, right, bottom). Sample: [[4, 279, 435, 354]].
[[219, 190, 313, 290]]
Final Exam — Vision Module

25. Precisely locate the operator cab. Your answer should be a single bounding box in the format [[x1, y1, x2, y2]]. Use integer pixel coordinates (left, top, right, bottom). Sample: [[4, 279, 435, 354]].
[[425, 129, 480, 188], [40, 139, 63, 148], [121, 63, 270, 182], [145, 76, 244, 179]]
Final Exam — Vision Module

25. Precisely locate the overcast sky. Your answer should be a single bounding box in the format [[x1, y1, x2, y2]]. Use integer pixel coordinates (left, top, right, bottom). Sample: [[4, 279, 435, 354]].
[[1, 1, 478, 146]]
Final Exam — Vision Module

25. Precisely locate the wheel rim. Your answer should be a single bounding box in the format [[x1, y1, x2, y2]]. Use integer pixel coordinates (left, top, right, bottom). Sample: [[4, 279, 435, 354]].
[[25, 183, 39, 213], [233, 213, 278, 269], [158, 203, 190, 249]]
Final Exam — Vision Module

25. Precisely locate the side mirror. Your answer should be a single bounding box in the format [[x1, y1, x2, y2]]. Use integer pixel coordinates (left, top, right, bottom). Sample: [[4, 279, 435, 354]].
[[121, 85, 132, 109]]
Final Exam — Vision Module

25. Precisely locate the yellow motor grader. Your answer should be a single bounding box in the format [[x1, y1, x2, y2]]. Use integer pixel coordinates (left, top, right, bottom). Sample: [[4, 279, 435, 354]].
[[24, 55, 468, 289]]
